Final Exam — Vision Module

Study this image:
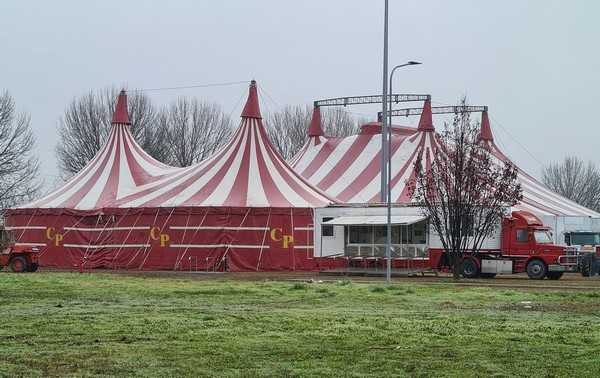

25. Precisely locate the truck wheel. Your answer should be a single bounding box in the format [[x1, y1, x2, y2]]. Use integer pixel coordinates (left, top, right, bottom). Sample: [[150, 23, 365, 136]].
[[580, 254, 593, 277], [9, 256, 28, 273], [28, 263, 39, 272], [461, 258, 480, 279], [526, 259, 547, 280], [546, 271, 563, 280], [480, 273, 497, 279]]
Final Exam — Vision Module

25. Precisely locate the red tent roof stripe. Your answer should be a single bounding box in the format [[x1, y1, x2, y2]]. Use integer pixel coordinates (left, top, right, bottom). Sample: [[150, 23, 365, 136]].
[[58, 130, 119, 208], [417, 98, 434, 131], [316, 136, 372, 190], [94, 129, 122, 208], [479, 110, 493, 141], [240, 80, 262, 119], [296, 138, 343, 179], [112, 90, 131, 125], [308, 106, 324, 137], [255, 126, 293, 207], [256, 124, 330, 206], [334, 138, 404, 202], [26, 129, 115, 208], [223, 124, 253, 206]]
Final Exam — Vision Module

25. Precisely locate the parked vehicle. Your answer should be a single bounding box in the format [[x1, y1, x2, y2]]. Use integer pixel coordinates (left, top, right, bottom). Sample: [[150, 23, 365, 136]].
[[563, 231, 600, 276], [0, 227, 39, 273], [429, 211, 577, 280]]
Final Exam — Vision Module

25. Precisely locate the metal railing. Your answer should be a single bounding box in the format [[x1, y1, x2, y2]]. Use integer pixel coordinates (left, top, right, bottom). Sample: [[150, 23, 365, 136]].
[[345, 243, 428, 259]]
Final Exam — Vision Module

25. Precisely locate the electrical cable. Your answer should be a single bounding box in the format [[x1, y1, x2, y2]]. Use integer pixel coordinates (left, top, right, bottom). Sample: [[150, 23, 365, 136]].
[[128, 80, 250, 93]]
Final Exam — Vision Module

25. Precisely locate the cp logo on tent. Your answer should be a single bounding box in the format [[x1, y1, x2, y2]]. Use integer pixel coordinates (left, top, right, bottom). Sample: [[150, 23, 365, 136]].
[[150, 227, 170, 247], [46, 227, 63, 246], [270, 228, 294, 249]]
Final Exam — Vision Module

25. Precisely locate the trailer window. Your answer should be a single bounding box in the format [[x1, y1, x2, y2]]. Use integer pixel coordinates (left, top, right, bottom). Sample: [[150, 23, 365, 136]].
[[534, 231, 553, 244], [570, 233, 600, 246], [322, 218, 334, 237], [349, 226, 372, 244], [516, 229, 528, 242]]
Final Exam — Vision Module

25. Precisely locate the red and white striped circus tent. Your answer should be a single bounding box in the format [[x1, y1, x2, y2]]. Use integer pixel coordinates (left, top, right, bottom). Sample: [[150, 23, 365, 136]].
[[23, 91, 183, 210], [477, 112, 599, 217], [292, 99, 600, 218], [292, 99, 439, 204], [5, 81, 335, 271]]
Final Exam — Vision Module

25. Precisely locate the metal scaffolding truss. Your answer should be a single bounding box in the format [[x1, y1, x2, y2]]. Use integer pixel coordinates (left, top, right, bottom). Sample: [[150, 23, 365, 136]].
[[314, 94, 430, 108], [378, 105, 488, 120]]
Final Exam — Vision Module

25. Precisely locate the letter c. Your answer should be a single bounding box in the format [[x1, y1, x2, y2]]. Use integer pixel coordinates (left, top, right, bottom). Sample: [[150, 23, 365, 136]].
[[150, 227, 160, 241], [46, 227, 55, 240], [270, 228, 282, 242]]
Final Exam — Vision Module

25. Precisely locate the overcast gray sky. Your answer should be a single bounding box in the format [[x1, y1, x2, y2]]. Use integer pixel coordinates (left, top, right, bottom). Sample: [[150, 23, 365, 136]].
[[2, 0, 599, 188]]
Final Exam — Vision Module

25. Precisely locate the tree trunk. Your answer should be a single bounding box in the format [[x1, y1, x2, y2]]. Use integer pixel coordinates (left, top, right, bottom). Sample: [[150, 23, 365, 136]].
[[452, 253, 461, 280]]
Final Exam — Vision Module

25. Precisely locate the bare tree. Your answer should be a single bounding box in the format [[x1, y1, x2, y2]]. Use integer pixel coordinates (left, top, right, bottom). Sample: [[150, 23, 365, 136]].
[[159, 98, 233, 167], [265, 105, 363, 160], [56, 87, 168, 178], [409, 99, 522, 279], [0, 91, 41, 210], [265, 106, 310, 161], [542, 157, 600, 212], [322, 107, 365, 138]]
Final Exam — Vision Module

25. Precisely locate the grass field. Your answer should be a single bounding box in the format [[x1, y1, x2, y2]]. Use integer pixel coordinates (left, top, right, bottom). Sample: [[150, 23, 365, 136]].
[[0, 273, 599, 377]]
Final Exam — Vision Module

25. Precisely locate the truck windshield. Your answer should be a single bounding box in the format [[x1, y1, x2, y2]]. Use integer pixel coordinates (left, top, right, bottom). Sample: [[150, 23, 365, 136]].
[[570, 233, 600, 245], [534, 231, 553, 244]]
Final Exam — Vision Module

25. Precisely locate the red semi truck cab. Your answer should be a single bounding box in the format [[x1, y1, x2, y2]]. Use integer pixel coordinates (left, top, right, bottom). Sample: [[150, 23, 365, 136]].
[[498, 211, 576, 279], [430, 211, 575, 279]]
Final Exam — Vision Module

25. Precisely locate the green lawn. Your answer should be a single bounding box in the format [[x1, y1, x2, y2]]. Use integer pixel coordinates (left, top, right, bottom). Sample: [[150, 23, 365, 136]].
[[0, 273, 599, 377]]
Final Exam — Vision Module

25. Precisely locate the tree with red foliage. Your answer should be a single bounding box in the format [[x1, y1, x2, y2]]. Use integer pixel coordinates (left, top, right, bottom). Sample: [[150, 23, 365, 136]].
[[409, 99, 522, 279]]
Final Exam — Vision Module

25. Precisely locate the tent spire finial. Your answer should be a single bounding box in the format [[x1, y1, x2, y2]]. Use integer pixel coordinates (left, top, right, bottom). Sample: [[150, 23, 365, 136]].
[[111, 89, 131, 125], [308, 106, 324, 137], [241, 80, 262, 119], [417, 97, 434, 131], [478, 109, 494, 142]]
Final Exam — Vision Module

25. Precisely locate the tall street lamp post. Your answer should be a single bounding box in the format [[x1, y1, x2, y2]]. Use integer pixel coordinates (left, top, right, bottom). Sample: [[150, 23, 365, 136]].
[[385, 61, 422, 283]]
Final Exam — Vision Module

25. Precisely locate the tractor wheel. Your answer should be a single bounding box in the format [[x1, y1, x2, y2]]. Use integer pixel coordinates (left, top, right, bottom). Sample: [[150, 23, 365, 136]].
[[526, 259, 547, 280], [28, 263, 39, 272], [480, 273, 497, 279], [9, 256, 28, 273], [461, 258, 480, 279], [546, 271, 563, 280]]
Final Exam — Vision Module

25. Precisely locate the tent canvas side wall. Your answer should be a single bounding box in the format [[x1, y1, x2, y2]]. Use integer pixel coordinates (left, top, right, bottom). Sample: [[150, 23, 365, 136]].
[[5, 207, 317, 271], [4, 81, 335, 272]]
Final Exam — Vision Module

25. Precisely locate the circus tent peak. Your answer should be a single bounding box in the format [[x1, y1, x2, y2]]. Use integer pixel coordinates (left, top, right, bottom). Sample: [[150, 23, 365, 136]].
[[19, 91, 180, 210], [478, 110, 494, 142], [241, 80, 262, 119], [115, 81, 335, 208], [111, 90, 131, 125], [417, 98, 434, 131], [308, 106, 324, 137]]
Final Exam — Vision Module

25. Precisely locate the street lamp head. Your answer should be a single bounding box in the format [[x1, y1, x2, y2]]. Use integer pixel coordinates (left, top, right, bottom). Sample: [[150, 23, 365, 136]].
[[407, 61, 422, 65]]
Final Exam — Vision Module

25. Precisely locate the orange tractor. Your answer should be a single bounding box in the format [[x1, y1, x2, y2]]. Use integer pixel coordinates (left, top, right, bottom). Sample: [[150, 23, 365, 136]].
[[0, 227, 39, 273]]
